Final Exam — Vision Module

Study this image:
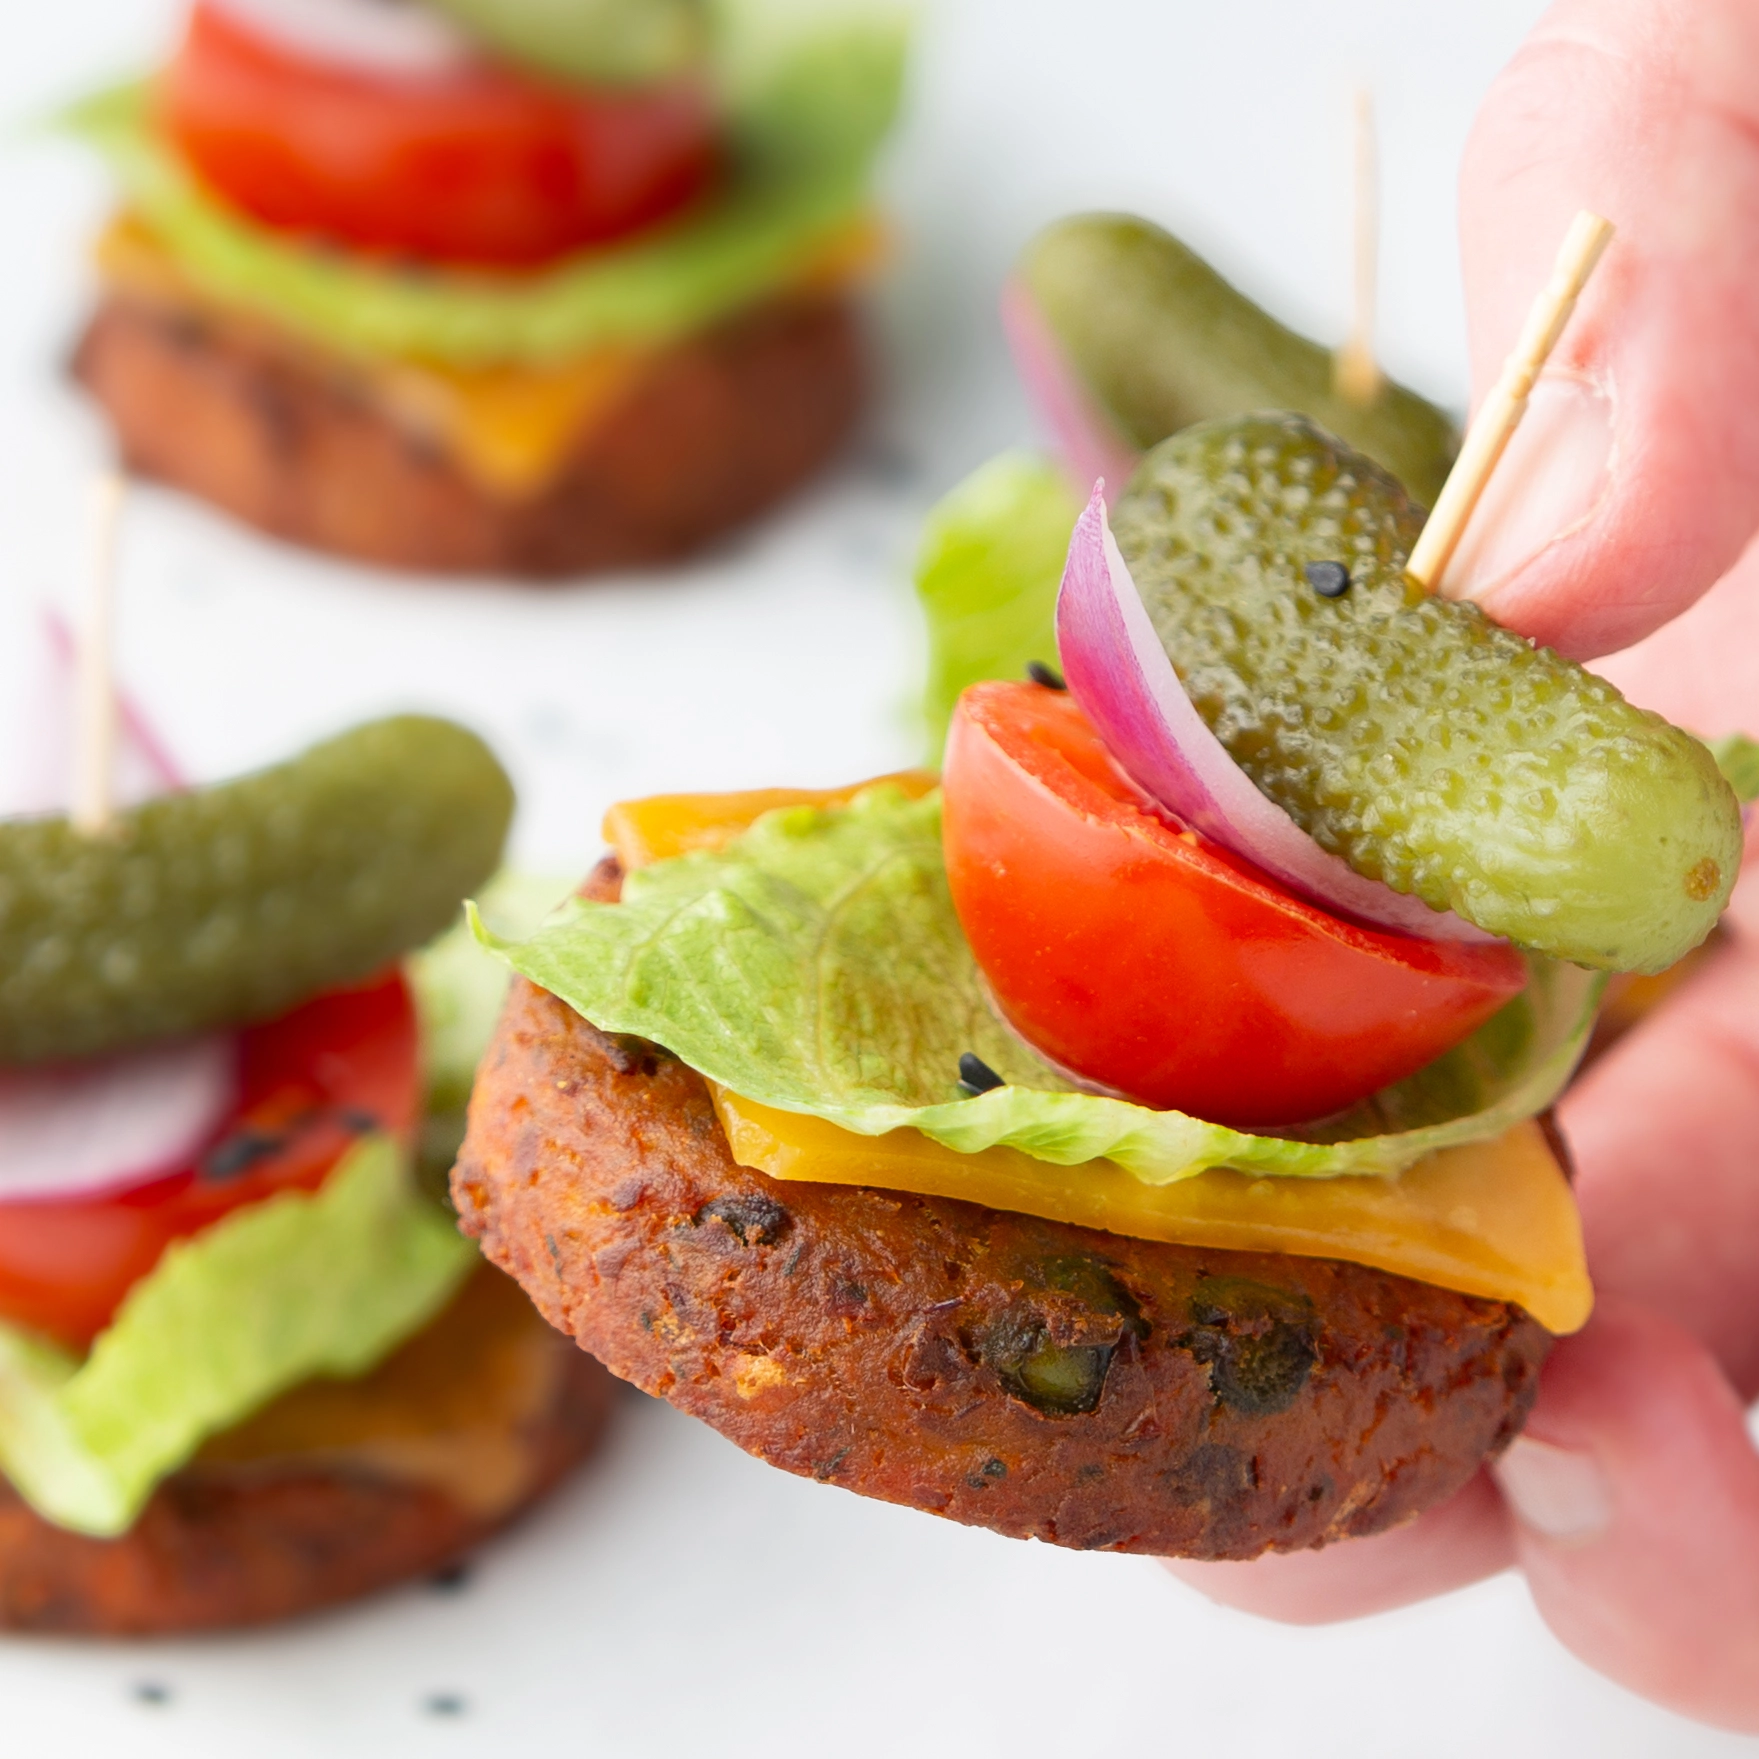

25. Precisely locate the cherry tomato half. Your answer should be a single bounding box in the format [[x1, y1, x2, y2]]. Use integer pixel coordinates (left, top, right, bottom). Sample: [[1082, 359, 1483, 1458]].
[[161, 3, 719, 268], [0, 971, 419, 1348], [942, 682, 1529, 1128]]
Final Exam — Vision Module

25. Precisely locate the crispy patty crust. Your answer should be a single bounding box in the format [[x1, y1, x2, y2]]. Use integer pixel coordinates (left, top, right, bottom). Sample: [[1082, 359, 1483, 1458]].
[[453, 866, 1551, 1559], [0, 1266, 614, 1634], [73, 292, 863, 577]]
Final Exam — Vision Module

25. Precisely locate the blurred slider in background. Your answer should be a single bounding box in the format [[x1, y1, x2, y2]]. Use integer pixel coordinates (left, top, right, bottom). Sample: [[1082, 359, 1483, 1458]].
[[0, 504, 612, 1633], [65, 0, 910, 576]]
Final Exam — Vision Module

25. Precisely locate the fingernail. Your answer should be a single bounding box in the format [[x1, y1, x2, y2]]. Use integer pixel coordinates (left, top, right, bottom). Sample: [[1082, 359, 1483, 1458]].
[[1493, 1436, 1614, 1542], [1438, 370, 1615, 603]]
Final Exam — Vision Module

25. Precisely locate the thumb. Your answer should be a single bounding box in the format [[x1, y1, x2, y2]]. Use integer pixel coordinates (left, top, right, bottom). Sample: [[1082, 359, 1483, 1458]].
[[1493, 1297, 1759, 1733], [1442, 0, 1759, 659]]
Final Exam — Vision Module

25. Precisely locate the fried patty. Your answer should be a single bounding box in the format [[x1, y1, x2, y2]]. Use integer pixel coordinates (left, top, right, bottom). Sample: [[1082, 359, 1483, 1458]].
[[0, 1265, 614, 1634], [73, 291, 863, 577], [453, 864, 1551, 1559]]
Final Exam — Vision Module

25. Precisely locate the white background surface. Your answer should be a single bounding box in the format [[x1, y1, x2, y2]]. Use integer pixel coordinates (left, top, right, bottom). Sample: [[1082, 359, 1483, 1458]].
[[0, 2, 1752, 1752]]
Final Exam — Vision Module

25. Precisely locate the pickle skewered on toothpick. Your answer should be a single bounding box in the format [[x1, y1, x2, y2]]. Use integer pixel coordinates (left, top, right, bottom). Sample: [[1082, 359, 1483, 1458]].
[[1112, 413, 1740, 972], [1014, 213, 1460, 506], [0, 716, 513, 1063]]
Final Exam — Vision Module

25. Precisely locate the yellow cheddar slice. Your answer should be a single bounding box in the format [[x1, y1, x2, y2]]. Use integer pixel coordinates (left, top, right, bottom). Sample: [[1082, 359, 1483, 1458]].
[[197, 1266, 567, 1517], [710, 1088, 1590, 1334], [94, 212, 889, 500], [369, 349, 651, 498], [603, 771, 938, 869], [605, 778, 1594, 1336]]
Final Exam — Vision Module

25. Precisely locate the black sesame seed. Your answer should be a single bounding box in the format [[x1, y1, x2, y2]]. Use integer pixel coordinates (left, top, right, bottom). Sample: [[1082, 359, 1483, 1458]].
[[200, 1130, 285, 1180], [956, 1053, 1004, 1097], [338, 1108, 380, 1135], [421, 1694, 468, 1719], [1026, 661, 1066, 691], [131, 1682, 172, 1707], [1304, 560, 1351, 598], [428, 1560, 473, 1593]]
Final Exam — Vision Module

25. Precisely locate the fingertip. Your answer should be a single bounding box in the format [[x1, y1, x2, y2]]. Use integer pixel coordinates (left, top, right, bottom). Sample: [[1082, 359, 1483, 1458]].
[[1558, 936, 1759, 1399], [1163, 1470, 1512, 1626], [1439, 371, 1615, 643], [1590, 532, 1759, 741], [1502, 1299, 1759, 1732], [1453, 0, 1759, 655]]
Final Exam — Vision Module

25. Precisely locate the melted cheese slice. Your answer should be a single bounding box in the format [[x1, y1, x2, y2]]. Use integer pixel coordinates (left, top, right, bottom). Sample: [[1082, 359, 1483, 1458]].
[[604, 779, 1593, 1335], [711, 1089, 1589, 1334], [197, 1265, 563, 1516], [95, 213, 888, 500], [603, 770, 937, 868]]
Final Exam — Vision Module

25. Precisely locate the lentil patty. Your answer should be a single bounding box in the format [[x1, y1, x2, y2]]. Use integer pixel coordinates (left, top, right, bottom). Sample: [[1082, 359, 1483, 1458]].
[[0, 1266, 615, 1634], [452, 864, 1552, 1559], [73, 292, 863, 578]]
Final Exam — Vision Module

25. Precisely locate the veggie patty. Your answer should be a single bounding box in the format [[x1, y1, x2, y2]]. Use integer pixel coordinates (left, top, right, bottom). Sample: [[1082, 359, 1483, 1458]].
[[75, 291, 864, 576], [0, 1267, 614, 1634], [453, 862, 1553, 1561]]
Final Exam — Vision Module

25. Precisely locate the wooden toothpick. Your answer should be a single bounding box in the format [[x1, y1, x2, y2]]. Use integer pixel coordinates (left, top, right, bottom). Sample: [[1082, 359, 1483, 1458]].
[[1333, 86, 1382, 406], [1407, 209, 1614, 593], [70, 469, 125, 836]]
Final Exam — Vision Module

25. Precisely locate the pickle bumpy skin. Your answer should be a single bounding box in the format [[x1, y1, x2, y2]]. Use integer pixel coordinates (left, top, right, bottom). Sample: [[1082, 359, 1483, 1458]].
[[0, 716, 513, 1063], [1020, 213, 1459, 508], [1111, 414, 1742, 973]]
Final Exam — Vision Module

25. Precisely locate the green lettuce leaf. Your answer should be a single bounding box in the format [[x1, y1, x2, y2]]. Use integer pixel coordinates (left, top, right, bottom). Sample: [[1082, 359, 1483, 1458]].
[[914, 451, 1081, 757], [411, 871, 575, 1117], [1710, 733, 1759, 805], [409, 871, 574, 1190], [712, 0, 912, 177], [476, 785, 1601, 1186], [425, 0, 709, 85], [65, 0, 907, 369], [0, 1137, 474, 1537]]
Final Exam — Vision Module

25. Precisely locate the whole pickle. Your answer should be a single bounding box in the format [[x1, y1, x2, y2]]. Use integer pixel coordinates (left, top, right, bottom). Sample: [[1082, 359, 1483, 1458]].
[[0, 716, 513, 1064], [1111, 415, 1741, 973], [1019, 214, 1459, 507]]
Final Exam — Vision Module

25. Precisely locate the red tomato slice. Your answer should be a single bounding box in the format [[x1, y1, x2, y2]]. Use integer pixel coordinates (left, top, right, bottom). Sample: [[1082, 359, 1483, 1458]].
[[0, 971, 419, 1348], [161, 3, 719, 268], [942, 682, 1530, 1128]]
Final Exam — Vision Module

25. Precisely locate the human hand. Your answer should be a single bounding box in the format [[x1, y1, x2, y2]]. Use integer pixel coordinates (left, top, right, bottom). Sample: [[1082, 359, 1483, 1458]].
[[1169, 0, 1759, 1731], [1436, 0, 1759, 660], [1170, 555, 1759, 1732]]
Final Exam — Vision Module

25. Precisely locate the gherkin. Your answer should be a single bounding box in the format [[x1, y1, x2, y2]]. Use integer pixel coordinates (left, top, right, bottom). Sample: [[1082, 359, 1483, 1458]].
[[0, 716, 513, 1063], [1018, 214, 1459, 507], [1110, 415, 1741, 973]]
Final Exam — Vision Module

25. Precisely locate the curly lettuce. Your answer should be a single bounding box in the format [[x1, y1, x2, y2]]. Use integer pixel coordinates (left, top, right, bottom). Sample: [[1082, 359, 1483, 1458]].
[[475, 784, 1602, 1187], [65, 0, 908, 369], [0, 1136, 473, 1537]]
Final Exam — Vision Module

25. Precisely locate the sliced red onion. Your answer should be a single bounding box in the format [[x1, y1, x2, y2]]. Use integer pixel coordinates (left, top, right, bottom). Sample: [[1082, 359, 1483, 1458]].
[[0, 1038, 236, 1205], [1000, 279, 1140, 506], [0, 617, 233, 1203], [1056, 485, 1498, 944], [208, 0, 473, 79]]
